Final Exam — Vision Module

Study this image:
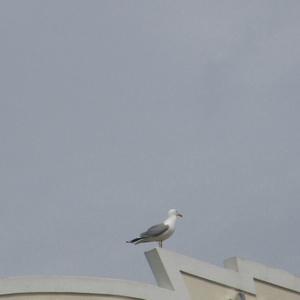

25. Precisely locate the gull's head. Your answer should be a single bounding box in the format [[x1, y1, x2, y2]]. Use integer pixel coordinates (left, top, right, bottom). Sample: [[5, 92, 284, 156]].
[[168, 209, 183, 218]]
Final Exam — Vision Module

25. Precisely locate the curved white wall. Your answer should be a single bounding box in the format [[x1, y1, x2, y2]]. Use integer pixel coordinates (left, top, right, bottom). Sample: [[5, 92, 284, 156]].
[[0, 248, 299, 300]]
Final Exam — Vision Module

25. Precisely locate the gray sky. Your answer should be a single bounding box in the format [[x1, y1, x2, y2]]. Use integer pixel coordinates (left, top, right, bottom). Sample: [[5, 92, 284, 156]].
[[0, 0, 300, 284]]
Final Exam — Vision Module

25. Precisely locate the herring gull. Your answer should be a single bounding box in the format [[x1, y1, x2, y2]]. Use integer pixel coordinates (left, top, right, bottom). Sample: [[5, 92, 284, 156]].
[[126, 209, 183, 248]]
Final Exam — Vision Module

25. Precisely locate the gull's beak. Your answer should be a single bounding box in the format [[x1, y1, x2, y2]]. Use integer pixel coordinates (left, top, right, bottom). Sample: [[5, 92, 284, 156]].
[[177, 213, 183, 218]]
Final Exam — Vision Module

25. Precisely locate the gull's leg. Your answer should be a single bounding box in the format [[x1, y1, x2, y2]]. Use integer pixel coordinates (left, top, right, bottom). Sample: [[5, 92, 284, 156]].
[[159, 241, 162, 248]]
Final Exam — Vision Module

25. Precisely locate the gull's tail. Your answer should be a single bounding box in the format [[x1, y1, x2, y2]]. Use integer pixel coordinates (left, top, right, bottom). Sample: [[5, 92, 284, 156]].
[[126, 237, 144, 245]]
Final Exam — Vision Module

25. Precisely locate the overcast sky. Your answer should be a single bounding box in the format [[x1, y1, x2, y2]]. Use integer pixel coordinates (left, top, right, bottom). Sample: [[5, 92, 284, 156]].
[[0, 0, 300, 284]]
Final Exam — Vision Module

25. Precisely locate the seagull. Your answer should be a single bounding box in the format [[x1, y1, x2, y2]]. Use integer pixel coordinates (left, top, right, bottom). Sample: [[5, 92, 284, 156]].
[[126, 209, 183, 248]]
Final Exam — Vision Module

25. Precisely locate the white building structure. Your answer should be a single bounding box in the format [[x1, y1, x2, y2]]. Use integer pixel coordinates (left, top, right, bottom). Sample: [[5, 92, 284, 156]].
[[0, 248, 299, 299]]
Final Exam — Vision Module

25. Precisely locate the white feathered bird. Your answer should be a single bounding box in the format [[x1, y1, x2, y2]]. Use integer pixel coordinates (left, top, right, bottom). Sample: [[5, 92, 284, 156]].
[[126, 209, 183, 248]]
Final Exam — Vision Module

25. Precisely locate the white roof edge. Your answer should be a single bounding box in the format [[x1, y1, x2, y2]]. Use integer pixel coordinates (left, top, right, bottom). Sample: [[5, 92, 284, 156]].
[[224, 256, 300, 293], [0, 250, 298, 299], [146, 248, 300, 296], [146, 248, 256, 295], [0, 276, 174, 300]]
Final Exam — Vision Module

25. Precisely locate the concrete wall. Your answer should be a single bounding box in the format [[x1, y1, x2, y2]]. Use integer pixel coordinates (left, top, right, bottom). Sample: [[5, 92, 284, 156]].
[[0, 294, 128, 300], [182, 273, 256, 300], [256, 281, 300, 300], [146, 249, 300, 300], [0, 249, 299, 300], [181, 272, 300, 300]]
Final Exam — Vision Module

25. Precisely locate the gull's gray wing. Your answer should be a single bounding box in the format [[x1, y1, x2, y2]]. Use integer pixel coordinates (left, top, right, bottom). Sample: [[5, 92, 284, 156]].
[[140, 223, 169, 238]]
